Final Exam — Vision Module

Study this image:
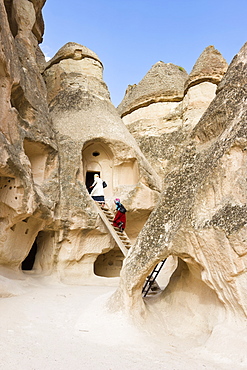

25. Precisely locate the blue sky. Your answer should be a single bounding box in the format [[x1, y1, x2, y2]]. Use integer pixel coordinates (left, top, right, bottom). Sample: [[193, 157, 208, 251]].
[[41, 0, 247, 106]]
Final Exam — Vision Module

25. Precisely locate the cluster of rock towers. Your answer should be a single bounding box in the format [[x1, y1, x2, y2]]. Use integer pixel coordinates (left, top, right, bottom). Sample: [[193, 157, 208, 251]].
[[1, 0, 247, 328]]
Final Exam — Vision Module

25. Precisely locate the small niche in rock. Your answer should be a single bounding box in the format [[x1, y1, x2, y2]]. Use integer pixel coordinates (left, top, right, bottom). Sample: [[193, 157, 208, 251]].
[[94, 248, 124, 277]]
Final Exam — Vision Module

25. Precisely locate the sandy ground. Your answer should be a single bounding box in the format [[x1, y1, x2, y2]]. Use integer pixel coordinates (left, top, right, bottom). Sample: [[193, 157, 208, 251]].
[[1, 274, 247, 370]]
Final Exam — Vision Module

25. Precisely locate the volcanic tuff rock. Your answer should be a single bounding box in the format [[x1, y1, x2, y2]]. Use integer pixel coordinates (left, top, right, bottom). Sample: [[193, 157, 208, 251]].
[[1, 1, 247, 343], [0, 0, 161, 287], [117, 62, 188, 117], [0, 0, 58, 274], [117, 63, 188, 178], [111, 43, 247, 325], [46, 42, 102, 69], [119, 47, 228, 179], [184, 45, 228, 93], [182, 46, 228, 133], [1, 0, 161, 286], [42, 42, 161, 282]]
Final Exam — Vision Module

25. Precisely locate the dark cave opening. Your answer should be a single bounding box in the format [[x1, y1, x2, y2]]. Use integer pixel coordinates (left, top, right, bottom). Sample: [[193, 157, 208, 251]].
[[22, 239, 38, 270]]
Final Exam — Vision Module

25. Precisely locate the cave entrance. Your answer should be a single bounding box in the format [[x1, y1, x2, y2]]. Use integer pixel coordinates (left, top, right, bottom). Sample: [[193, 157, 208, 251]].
[[82, 141, 113, 198], [86, 171, 100, 193], [94, 247, 124, 277], [22, 238, 38, 271]]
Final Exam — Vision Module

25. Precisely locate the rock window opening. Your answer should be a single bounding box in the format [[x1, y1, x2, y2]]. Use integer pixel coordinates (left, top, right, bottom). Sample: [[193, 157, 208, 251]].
[[92, 151, 100, 157], [22, 239, 38, 271], [86, 171, 100, 193]]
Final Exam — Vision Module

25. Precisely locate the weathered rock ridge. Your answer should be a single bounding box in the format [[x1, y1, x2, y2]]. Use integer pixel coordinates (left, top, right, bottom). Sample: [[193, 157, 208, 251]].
[[0, 0, 57, 274], [112, 43, 247, 326]]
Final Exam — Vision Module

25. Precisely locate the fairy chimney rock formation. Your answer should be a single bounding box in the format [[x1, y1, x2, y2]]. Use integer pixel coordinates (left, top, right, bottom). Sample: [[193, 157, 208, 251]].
[[117, 61, 188, 117], [118, 47, 228, 179], [43, 42, 161, 192], [184, 45, 228, 93], [42, 42, 161, 282], [43, 42, 160, 185], [44, 42, 108, 106], [117, 63, 189, 178], [183, 46, 228, 130]]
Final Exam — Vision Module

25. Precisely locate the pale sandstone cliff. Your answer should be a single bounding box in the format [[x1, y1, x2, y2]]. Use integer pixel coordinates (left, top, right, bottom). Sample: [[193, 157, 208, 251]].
[[111, 43, 247, 331]]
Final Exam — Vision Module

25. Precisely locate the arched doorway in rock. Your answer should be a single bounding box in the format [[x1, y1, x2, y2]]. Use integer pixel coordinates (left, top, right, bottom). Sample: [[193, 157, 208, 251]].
[[82, 141, 113, 199], [94, 247, 125, 277], [21, 230, 55, 273], [22, 238, 38, 271]]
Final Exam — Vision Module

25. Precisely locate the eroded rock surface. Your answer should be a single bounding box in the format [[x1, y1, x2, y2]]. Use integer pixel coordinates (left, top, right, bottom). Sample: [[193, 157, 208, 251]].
[[1, 2, 247, 340], [0, 1, 161, 289], [118, 47, 228, 179], [111, 43, 247, 325], [117, 62, 188, 117], [42, 41, 161, 282], [0, 0, 58, 275], [184, 45, 228, 93], [183, 45, 228, 129]]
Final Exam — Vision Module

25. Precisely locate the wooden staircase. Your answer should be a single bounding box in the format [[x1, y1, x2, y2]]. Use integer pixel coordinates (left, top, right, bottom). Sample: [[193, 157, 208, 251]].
[[94, 202, 165, 296], [94, 202, 132, 257]]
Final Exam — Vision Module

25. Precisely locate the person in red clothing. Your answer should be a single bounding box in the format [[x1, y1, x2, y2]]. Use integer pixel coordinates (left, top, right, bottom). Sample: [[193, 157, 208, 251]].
[[112, 198, 126, 232]]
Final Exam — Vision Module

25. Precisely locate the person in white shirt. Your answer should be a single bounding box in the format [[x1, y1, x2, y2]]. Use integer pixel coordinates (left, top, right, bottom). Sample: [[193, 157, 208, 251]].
[[90, 174, 105, 207]]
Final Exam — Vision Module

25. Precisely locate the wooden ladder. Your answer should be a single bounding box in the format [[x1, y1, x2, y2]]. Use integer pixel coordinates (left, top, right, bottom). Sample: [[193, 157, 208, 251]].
[[142, 259, 167, 297], [95, 202, 165, 296], [95, 202, 132, 257]]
